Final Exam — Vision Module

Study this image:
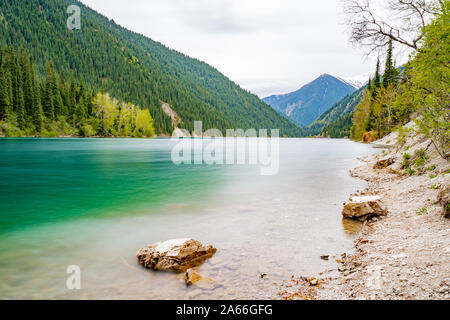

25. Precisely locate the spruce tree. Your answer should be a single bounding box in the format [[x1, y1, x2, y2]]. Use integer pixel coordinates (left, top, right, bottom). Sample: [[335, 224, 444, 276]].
[[0, 68, 11, 120], [383, 39, 398, 88], [29, 56, 42, 131], [4, 47, 19, 115], [42, 62, 58, 120], [0, 52, 13, 120], [16, 85, 26, 130], [74, 95, 87, 128], [19, 48, 34, 118], [374, 59, 381, 88], [69, 74, 76, 116]]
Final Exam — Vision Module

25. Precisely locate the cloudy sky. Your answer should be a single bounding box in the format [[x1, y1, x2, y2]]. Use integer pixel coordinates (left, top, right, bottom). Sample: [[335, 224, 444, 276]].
[[79, 0, 379, 97]]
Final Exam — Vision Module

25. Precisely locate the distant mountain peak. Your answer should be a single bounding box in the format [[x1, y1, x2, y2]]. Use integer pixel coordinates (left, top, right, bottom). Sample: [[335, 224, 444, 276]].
[[263, 74, 356, 127], [337, 71, 373, 89]]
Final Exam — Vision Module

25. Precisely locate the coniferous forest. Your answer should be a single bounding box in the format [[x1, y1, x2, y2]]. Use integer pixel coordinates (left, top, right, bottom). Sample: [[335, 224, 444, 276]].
[[0, 46, 155, 137], [0, 0, 303, 137]]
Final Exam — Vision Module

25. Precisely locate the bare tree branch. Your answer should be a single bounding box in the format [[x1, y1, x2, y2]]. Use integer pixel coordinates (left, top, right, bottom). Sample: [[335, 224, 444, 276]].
[[342, 0, 443, 55]]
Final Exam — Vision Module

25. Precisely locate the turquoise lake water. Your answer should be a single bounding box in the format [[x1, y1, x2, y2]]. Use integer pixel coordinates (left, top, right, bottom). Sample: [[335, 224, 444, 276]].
[[0, 138, 379, 299]]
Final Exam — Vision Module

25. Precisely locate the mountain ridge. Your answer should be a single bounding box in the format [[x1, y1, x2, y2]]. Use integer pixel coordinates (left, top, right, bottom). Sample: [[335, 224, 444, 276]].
[[0, 0, 303, 136], [263, 74, 356, 127], [305, 86, 367, 137]]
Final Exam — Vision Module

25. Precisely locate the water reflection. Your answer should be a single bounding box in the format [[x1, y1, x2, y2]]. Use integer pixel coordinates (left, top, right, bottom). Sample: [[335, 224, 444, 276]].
[[341, 218, 364, 237]]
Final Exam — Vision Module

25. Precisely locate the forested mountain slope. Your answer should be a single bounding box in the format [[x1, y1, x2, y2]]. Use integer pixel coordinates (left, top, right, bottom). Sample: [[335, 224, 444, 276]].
[[305, 86, 366, 137], [0, 0, 302, 136]]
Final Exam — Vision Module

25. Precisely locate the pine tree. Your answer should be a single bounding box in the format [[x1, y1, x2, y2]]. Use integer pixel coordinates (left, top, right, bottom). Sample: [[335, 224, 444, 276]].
[[19, 47, 34, 119], [58, 71, 69, 116], [16, 85, 26, 129], [69, 74, 76, 116], [0, 68, 11, 120], [374, 59, 382, 88], [42, 62, 58, 120], [74, 95, 87, 128], [29, 56, 42, 131], [383, 39, 398, 88], [4, 47, 20, 115], [0, 50, 12, 120]]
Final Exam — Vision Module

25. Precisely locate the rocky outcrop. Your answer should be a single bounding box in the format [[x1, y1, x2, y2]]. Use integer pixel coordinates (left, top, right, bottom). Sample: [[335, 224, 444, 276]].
[[342, 196, 387, 221], [374, 156, 395, 169], [136, 239, 216, 272], [362, 131, 378, 143], [437, 187, 450, 219], [184, 268, 216, 290]]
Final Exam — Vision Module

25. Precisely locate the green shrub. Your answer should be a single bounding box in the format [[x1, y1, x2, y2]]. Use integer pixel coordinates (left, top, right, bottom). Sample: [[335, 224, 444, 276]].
[[417, 208, 428, 216]]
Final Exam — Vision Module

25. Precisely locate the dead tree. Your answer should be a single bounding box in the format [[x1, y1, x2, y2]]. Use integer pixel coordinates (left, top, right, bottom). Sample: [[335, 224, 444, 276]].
[[342, 0, 444, 54]]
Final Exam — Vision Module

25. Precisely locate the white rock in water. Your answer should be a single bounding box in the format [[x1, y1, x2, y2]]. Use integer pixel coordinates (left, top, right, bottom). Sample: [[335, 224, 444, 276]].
[[137, 238, 216, 272], [343, 196, 387, 221]]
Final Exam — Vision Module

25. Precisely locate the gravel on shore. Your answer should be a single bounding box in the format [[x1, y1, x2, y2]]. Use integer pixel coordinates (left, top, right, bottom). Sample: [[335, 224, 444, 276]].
[[280, 129, 450, 300]]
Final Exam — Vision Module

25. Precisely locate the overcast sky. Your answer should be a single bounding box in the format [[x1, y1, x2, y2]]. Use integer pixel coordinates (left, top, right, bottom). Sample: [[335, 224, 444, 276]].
[[79, 0, 379, 97]]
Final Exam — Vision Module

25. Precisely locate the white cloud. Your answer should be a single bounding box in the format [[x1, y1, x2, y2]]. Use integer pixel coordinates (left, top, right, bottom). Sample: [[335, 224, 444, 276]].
[[79, 0, 382, 97]]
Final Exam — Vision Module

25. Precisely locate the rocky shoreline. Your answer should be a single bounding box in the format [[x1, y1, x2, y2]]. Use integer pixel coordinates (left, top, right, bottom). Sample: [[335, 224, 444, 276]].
[[280, 129, 449, 300], [318, 130, 449, 300]]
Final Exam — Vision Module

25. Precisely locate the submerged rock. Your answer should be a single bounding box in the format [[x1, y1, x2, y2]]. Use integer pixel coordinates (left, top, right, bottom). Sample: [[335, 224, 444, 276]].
[[342, 196, 387, 221], [136, 238, 216, 272], [184, 268, 216, 290]]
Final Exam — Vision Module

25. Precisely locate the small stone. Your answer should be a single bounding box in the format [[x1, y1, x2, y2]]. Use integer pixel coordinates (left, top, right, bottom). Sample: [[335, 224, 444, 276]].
[[309, 279, 318, 286], [439, 286, 449, 294]]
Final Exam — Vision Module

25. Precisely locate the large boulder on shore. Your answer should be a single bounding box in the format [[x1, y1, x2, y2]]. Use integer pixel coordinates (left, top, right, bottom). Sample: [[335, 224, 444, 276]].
[[342, 196, 387, 221], [374, 156, 395, 169], [136, 239, 216, 272], [437, 187, 450, 219]]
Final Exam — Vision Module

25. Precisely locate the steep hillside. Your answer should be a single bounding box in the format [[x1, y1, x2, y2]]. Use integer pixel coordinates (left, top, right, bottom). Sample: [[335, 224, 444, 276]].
[[0, 0, 302, 136], [263, 74, 356, 127], [306, 86, 366, 137]]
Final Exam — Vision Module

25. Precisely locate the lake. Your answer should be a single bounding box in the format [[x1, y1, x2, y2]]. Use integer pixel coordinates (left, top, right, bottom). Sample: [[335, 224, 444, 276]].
[[0, 138, 379, 299]]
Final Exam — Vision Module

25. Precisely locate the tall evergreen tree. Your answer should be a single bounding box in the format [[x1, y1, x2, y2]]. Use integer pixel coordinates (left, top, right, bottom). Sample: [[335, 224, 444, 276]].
[[0, 67, 11, 120], [42, 62, 58, 120], [382, 39, 399, 88], [18, 47, 34, 118], [16, 85, 26, 129], [367, 77, 372, 91], [4, 48, 19, 115], [69, 74, 76, 116], [0, 50, 13, 120], [374, 59, 382, 88]]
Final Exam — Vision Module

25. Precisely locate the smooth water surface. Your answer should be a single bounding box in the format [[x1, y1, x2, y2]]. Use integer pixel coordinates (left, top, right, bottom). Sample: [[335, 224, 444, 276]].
[[0, 138, 378, 299]]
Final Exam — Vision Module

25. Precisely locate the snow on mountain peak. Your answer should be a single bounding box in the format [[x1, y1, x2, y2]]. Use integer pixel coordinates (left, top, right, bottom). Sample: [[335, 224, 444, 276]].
[[337, 71, 373, 89]]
